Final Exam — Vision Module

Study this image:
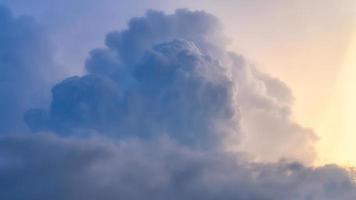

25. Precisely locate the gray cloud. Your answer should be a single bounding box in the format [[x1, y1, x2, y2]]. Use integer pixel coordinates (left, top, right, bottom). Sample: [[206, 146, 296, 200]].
[[1, 6, 355, 200], [28, 9, 315, 162], [27, 39, 238, 147], [102, 9, 226, 68], [0, 134, 355, 200]]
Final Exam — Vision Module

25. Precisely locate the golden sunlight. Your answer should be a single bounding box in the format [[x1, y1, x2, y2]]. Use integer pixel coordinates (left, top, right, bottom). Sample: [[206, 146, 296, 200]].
[[316, 32, 356, 166]]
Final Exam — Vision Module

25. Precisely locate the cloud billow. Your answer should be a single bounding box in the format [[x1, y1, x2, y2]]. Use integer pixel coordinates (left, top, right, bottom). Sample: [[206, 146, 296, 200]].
[[28, 38, 238, 147], [1, 6, 356, 200]]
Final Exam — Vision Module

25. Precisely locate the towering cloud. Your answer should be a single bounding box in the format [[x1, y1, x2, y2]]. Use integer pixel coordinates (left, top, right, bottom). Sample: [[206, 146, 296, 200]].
[[1, 6, 356, 200], [26, 9, 315, 162], [0, 5, 58, 134]]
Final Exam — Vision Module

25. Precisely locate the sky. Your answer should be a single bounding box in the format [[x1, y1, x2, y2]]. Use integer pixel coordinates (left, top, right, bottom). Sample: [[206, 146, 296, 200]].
[[1, 0, 356, 199]]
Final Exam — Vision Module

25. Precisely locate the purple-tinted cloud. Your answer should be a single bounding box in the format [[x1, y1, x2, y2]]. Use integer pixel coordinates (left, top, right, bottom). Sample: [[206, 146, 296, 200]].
[[0, 5, 355, 200]]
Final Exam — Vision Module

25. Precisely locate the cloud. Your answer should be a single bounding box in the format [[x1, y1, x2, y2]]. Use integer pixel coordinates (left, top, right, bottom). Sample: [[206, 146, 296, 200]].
[[86, 9, 318, 163], [27, 39, 238, 147], [0, 134, 355, 200], [0, 5, 58, 134], [102, 9, 226, 67], [1, 6, 356, 200], [27, 9, 315, 162], [26, 74, 124, 134], [229, 55, 317, 163]]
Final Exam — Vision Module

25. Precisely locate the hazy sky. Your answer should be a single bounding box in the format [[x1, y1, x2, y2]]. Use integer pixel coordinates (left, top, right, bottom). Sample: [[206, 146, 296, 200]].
[[2, 0, 356, 165]]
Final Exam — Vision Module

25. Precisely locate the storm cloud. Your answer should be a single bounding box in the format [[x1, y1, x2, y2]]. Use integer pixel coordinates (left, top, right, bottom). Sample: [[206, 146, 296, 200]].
[[1, 5, 356, 200]]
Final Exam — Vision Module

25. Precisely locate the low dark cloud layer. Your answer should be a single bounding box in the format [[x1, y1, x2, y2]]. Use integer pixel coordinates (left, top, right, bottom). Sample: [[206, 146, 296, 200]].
[[1, 134, 355, 200], [1, 5, 356, 200]]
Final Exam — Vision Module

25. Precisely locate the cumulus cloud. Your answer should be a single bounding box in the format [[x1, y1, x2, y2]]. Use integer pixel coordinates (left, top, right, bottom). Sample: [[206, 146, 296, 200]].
[[87, 9, 317, 163], [228, 55, 317, 163], [28, 38, 238, 147], [25, 74, 124, 134], [27, 9, 315, 162], [102, 9, 226, 68], [0, 5, 58, 134], [1, 6, 356, 200]]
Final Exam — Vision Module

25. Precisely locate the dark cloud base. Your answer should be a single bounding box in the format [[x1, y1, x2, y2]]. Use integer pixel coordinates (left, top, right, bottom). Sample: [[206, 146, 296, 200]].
[[0, 4, 356, 200], [1, 134, 355, 200]]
